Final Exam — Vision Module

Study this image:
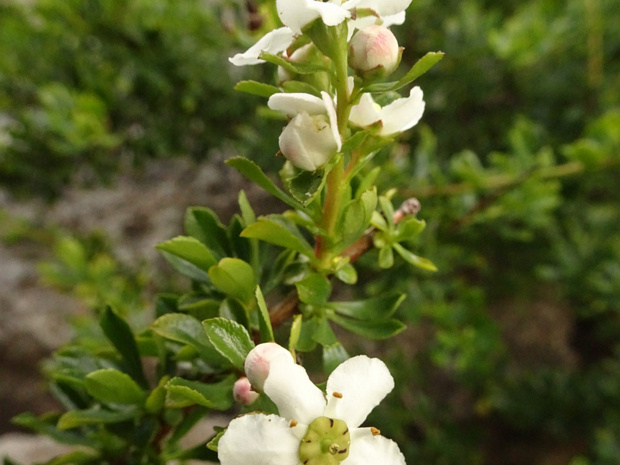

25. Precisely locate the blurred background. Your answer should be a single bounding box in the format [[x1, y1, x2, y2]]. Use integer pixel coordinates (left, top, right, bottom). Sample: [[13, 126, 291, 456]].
[[0, 0, 619, 464]]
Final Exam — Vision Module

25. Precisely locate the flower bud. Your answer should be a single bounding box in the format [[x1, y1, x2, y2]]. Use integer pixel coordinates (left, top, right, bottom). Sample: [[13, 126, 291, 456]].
[[279, 112, 339, 171], [233, 377, 259, 405], [349, 25, 400, 76], [244, 343, 294, 391]]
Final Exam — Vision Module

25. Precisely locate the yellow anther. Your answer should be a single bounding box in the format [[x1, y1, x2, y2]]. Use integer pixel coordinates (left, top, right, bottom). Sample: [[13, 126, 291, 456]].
[[332, 392, 343, 399], [370, 427, 381, 436], [290, 419, 298, 428]]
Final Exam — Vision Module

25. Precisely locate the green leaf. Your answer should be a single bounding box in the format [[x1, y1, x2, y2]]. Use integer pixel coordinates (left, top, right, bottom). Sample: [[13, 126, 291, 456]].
[[342, 189, 377, 243], [241, 216, 314, 257], [312, 316, 338, 347], [295, 273, 332, 305], [226, 157, 303, 210], [234, 80, 280, 98], [322, 343, 349, 374], [326, 293, 405, 320], [238, 190, 256, 226], [365, 51, 445, 93], [207, 429, 226, 452], [289, 314, 303, 352], [378, 245, 394, 268], [379, 196, 395, 226], [261, 52, 328, 74], [58, 407, 140, 430], [285, 169, 326, 206], [165, 376, 235, 410], [394, 216, 426, 242], [203, 318, 255, 369], [99, 306, 147, 387], [329, 315, 406, 339], [185, 207, 230, 258], [281, 80, 322, 97], [219, 297, 250, 328], [85, 369, 145, 405], [48, 451, 100, 465], [208, 258, 257, 303], [255, 286, 274, 342], [12, 412, 91, 446], [393, 243, 438, 271], [335, 263, 357, 284], [341, 131, 368, 154], [145, 376, 169, 414], [151, 313, 226, 366], [156, 236, 217, 282]]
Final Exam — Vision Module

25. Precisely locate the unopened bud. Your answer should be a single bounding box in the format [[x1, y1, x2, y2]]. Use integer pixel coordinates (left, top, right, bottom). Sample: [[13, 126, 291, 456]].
[[233, 377, 259, 405], [279, 112, 339, 171], [349, 25, 400, 76], [244, 343, 295, 391]]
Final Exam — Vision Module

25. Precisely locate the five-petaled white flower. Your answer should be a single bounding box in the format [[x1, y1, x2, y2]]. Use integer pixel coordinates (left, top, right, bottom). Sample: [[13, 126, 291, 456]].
[[268, 91, 341, 171], [349, 87, 425, 136], [218, 347, 406, 465], [229, 0, 413, 66]]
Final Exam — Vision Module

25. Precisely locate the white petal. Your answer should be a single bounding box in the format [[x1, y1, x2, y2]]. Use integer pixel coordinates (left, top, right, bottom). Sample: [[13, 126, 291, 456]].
[[346, 431, 406, 465], [268, 92, 327, 117], [324, 356, 394, 428], [218, 414, 299, 465], [351, 0, 412, 17], [349, 93, 382, 128], [312, 1, 351, 27], [229, 27, 295, 66], [380, 12, 406, 27], [378, 86, 425, 135], [277, 0, 349, 34], [321, 91, 342, 151], [264, 359, 326, 424]]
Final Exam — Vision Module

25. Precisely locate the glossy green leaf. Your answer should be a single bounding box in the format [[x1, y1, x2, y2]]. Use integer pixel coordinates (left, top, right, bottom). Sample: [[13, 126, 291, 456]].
[[285, 169, 326, 206], [12, 412, 91, 446], [234, 80, 280, 98], [393, 243, 438, 271], [342, 189, 377, 243], [99, 306, 147, 387], [208, 258, 256, 303], [156, 236, 217, 282], [151, 313, 226, 366], [312, 316, 338, 347], [326, 293, 405, 320], [241, 216, 314, 257], [145, 376, 169, 414], [365, 51, 445, 93], [341, 131, 368, 154], [394, 216, 426, 242], [165, 376, 235, 410], [322, 343, 349, 374], [335, 262, 357, 284], [289, 314, 303, 353], [58, 407, 140, 430], [255, 286, 274, 342], [226, 157, 303, 210], [203, 318, 254, 369], [184, 207, 230, 258], [85, 369, 145, 405], [329, 314, 406, 339], [295, 273, 332, 305], [281, 80, 322, 97]]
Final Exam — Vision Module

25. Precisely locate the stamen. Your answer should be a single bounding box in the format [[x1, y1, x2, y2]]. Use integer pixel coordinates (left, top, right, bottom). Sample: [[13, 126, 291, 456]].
[[290, 419, 298, 428], [332, 392, 343, 399], [370, 427, 381, 436]]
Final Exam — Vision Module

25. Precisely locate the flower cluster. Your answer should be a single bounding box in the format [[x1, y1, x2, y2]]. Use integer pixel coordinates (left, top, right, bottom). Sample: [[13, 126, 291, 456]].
[[219, 343, 406, 465], [229, 0, 425, 172]]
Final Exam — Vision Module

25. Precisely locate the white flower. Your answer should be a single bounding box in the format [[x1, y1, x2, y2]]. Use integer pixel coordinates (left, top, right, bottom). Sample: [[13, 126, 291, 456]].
[[229, 27, 296, 66], [349, 25, 400, 75], [244, 342, 295, 391], [277, 0, 413, 35], [229, 0, 412, 66], [349, 87, 425, 136], [233, 377, 260, 405], [218, 351, 405, 465], [268, 91, 341, 170]]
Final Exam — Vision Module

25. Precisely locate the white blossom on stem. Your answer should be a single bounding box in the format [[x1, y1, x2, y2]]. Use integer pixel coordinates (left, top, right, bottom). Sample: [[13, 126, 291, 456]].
[[268, 92, 341, 171], [349, 87, 425, 136], [218, 347, 406, 465], [229, 27, 296, 66]]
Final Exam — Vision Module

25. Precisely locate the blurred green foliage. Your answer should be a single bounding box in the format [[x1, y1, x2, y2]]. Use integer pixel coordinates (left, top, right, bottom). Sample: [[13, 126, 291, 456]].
[[0, 0, 273, 197]]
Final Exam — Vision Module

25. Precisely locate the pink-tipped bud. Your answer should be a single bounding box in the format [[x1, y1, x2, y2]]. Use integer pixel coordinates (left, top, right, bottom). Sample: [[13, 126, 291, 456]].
[[233, 377, 259, 405], [244, 343, 295, 391], [349, 25, 400, 76]]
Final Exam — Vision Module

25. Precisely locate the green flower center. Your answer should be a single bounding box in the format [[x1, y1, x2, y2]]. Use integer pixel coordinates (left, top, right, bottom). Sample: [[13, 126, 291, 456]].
[[299, 416, 351, 465]]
